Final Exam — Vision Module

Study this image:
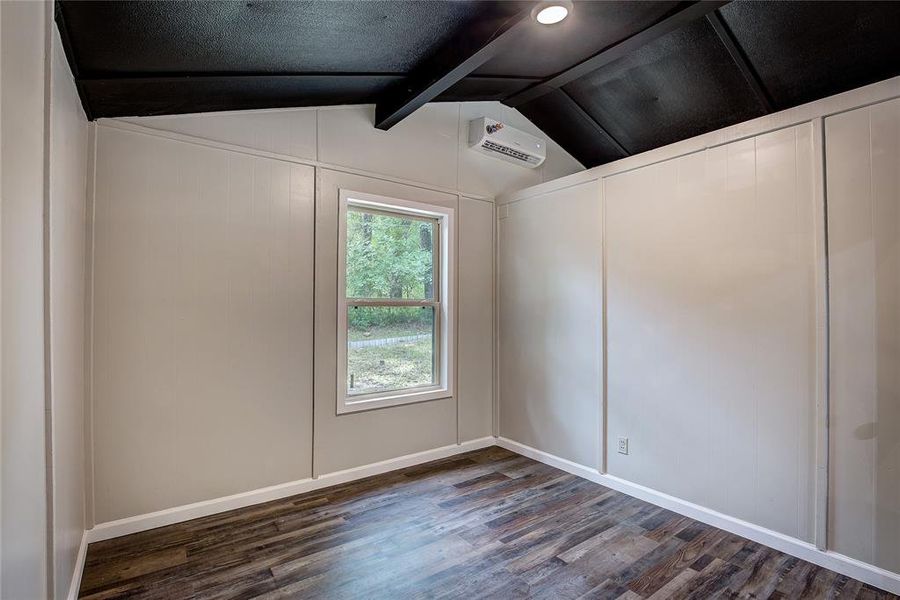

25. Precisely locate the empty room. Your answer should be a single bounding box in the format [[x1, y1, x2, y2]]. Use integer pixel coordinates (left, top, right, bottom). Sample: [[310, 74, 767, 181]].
[[3, 0, 900, 598]]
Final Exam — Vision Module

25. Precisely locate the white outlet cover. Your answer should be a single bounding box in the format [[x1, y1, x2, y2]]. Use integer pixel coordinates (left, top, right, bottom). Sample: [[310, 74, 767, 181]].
[[617, 437, 629, 455]]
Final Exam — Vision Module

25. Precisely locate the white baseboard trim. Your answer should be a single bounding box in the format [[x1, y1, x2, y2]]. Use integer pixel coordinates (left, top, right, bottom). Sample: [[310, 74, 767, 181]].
[[496, 437, 900, 596], [84, 436, 495, 544], [66, 531, 89, 600]]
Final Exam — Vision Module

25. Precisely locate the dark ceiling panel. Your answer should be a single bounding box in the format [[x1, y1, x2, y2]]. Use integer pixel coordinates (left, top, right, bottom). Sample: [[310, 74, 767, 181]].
[[720, 1, 900, 110], [79, 75, 402, 118], [56, 0, 495, 76], [564, 18, 766, 156], [475, 1, 685, 79], [436, 77, 539, 103], [518, 89, 627, 167]]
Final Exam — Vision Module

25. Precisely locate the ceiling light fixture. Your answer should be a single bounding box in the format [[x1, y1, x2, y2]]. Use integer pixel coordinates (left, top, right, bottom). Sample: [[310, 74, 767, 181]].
[[533, 0, 572, 25]]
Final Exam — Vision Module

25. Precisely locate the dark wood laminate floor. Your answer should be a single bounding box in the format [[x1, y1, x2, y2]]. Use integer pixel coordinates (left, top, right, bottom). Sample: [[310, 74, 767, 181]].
[[80, 447, 896, 600]]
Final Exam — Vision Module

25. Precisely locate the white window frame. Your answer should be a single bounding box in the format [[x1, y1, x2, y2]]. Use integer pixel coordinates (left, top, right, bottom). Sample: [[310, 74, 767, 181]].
[[337, 189, 455, 414]]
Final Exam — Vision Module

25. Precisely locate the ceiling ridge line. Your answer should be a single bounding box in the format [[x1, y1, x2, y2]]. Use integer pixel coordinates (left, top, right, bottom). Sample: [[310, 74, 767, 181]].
[[558, 89, 630, 158], [705, 10, 775, 114]]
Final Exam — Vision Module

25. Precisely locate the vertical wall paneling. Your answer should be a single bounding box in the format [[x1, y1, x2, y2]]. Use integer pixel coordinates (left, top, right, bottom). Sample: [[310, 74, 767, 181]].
[[1, 1, 50, 597], [313, 169, 458, 476], [826, 96, 900, 574], [811, 117, 830, 552], [493, 203, 504, 439], [603, 123, 818, 541], [84, 122, 98, 529], [458, 196, 495, 442], [498, 179, 603, 468], [49, 25, 89, 600], [600, 180, 608, 475], [83, 123, 97, 531], [91, 127, 315, 523]]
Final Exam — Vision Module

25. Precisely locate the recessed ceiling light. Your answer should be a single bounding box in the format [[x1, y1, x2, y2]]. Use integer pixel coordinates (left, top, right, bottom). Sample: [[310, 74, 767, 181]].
[[533, 1, 571, 25]]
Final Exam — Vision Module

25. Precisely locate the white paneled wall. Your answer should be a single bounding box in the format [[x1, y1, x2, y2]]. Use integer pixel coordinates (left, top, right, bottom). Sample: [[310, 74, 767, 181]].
[[604, 124, 818, 541], [92, 127, 315, 522], [496, 79, 900, 591], [90, 101, 504, 522], [458, 196, 495, 442], [499, 180, 603, 468], [119, 101, 583, 200], [49, 27, 89, 600], [827, 97, 900, 574], [1, 2, 50, 598], [317, 104, 461, 191], [123, 109, 319, 162]]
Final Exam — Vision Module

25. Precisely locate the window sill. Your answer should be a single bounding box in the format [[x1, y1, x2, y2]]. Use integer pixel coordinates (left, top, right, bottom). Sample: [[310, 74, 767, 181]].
[[337, 387, 451, 415]]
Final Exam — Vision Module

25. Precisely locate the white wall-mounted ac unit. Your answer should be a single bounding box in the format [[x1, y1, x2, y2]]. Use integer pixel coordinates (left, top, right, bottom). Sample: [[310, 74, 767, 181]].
[[468, 117, 546, 168]]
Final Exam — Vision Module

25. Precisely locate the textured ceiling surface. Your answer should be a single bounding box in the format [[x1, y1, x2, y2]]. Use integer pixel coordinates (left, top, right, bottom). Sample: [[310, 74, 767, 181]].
[[57, 0, 900, 168]]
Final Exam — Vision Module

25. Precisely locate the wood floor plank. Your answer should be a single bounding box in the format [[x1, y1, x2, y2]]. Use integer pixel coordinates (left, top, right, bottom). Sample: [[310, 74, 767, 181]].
[[80, 546, 188, 594], [79, 447, 899, 600]]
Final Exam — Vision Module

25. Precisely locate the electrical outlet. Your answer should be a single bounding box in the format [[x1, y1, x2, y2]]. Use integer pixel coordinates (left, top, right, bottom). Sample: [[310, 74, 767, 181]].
[[617, 437, 629, 455]]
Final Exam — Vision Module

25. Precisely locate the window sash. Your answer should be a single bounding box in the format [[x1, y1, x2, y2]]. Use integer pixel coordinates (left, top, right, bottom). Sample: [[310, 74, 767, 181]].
[[337, 189, 454, 414], [345, 206, 440, 302], [345, 301, 441, 399]]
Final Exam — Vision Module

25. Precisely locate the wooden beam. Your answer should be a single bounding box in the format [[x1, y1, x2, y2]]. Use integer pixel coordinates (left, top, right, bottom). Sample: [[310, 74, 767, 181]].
[[75, 74, 541, 86], [505, 1, 730, 107], [706, 11, 774, 113], [76, 73, 406, 84], [374, 8, 534, 130]]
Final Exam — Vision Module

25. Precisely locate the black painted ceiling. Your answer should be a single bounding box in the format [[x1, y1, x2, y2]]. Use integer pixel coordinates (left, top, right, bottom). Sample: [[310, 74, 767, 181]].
[[56, 0, 900, 168]]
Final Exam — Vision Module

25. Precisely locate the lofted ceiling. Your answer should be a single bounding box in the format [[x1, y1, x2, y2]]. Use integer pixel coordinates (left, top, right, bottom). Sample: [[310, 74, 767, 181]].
[[56, 0, 900, 168]]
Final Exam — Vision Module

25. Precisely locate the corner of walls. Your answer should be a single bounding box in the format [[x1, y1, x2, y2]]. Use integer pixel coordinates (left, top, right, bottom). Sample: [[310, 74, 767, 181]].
[[83, 120, 97, 534], [496, 437, 900, 596], [65, 533, 87, 600], [494, 76, 900, 596], [48, 17, 91, 600]]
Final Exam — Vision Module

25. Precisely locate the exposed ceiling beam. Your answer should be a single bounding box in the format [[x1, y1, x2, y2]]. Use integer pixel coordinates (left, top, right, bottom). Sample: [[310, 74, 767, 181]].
[[75, 73, 542, 85], [505, 1, 731, 107], [374, 7, 535, 130], [706, 11, 774, 113], [76, 73, 406, 84]]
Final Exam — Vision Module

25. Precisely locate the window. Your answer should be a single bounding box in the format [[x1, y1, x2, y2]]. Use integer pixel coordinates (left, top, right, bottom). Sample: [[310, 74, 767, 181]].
[[337, 190, 454, 413]]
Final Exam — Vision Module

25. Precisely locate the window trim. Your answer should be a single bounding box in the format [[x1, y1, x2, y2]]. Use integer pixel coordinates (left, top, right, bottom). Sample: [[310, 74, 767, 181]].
[[337, 189, 455, 414]]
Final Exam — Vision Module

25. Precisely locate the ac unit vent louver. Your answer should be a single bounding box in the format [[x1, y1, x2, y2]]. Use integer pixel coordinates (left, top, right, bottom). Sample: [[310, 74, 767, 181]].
[[468, 118, 546, 168]]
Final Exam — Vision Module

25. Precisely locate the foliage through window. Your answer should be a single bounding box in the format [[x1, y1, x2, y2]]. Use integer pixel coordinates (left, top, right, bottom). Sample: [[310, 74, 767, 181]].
[[346, 209, 435, 301], [338, 193, 452, 413]]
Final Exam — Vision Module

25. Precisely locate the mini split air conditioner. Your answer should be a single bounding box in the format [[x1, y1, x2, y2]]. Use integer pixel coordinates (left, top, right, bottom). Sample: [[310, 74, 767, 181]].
[[468, 117, 546, 168]]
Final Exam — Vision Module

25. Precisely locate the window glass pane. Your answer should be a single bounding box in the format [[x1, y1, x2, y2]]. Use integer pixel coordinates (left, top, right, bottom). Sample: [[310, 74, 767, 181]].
[[347, 306, 435, 396], [346, 208, 436, 300]]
